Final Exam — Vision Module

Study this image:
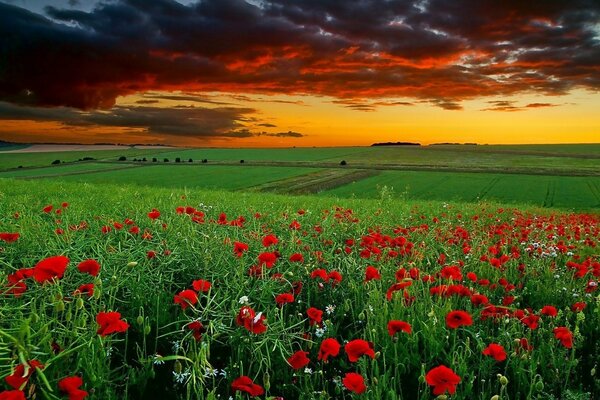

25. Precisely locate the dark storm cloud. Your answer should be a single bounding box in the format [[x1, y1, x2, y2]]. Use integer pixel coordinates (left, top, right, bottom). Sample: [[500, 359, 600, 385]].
[[0, 0, 598, 111], [0, 101, 304, 138]]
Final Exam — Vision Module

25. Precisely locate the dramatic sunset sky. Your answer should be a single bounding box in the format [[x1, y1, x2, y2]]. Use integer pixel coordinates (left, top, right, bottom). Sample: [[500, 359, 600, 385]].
[[0, 0, 599, 147]]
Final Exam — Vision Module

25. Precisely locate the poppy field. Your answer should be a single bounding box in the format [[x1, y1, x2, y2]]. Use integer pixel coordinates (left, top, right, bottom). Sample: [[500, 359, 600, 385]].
[[0, 179, 598, 400]]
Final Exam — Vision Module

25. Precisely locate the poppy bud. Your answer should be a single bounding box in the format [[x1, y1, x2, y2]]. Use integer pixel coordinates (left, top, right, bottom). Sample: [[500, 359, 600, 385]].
[[136, 315, 144, 326], [591, 367, 596, 377], [263, 372, 270, 391], [358, 312, 365, 321], [127, 261, 138, 268], [55, 300, 65, 312], [535, 380, 544, 391], [375, 351, 381, 359], [491, 396, 500, 400], [65, 310, 72, 322], [78, 316, 87, 328], [111, 275, 118, 285], [373, 377, 378, 385], [344, 300, 350, 312], [174, 360, 182, 374], [76, 297, 84, 310], [31, 313, 39, 324], [435, 395, 448, 400], [144, 324, 151, 335], [498, 375, 508, 386]]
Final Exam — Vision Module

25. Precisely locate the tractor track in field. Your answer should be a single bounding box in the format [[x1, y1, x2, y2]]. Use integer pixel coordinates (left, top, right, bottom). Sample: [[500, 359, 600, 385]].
[[249, 169, 379, 195], [472, 176, 501, 202], [543, 181, 556, 207], [587, 181, 600, 205]]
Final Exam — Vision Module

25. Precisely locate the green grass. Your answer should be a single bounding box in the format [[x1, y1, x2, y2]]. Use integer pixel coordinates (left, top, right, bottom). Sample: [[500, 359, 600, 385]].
[[319, 170, 600, 209], [0, 162, 138, 178], [46, 165, 321, 190]]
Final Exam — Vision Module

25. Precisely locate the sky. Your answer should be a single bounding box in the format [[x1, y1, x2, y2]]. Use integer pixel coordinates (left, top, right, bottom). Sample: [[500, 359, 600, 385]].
[[0, 0, 598, 147]]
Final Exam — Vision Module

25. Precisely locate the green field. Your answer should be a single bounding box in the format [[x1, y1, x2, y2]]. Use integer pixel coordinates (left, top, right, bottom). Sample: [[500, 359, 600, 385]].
[[0, 148, 168, 171], [1, 144, 598, 210], [43, 165, 320, 190], [0, 162, 138, 178], [318, 170, 600, 209]]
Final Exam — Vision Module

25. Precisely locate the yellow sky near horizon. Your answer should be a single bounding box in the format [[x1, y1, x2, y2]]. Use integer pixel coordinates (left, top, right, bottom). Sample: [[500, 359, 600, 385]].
[[0, 89, 598, 147]]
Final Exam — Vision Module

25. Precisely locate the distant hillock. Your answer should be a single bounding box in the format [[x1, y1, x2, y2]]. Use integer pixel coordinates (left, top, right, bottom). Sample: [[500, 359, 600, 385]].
[[371, 142, 421, 147]]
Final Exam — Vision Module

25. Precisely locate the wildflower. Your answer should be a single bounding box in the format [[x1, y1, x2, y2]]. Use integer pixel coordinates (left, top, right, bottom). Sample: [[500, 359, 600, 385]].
[[364, 266, 381, 282], [275, 293, 294, 306], [231, 376, 264, 396], [425, 365, 461, 395], [540, 305, 558, 317], [192, 279, 212, 293], [174, 290, 198, 310], [74, 283, 94, 298], [482, 343, 507, 361], [233, 241, 249, 257], [287, 350, 310, 370], [77, 259, 100, 277], [345, 339, 375, 362], [553, 327, 574, 348], [262, 234, 278, 247], [342, 372, 366, 394], [58, 376, 88, 400], [318, 338, 341, 362], [238, 296, 249, 304], [445, 310, 473, 329], [0, 233, 20, 243], [147, 209, 160, 220], [153, 354, 165, 365], [387, 320, 412, 336], [0, 390, 26, 400], [5, 360, 44, 389], [96, 311, 130, 336], [325, 304, 336, 315], [307, 307, 323, 326], [33, 255, 69, 283], [187, 321, 205, 342]]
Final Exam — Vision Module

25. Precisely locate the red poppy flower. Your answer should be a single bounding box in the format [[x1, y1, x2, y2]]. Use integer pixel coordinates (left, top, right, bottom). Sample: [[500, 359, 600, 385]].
[[289, 220, 301, 230], [74, 283, 94, 297], [445, 310, 473, 329], [287, 350, 310, 369], [425, 365, 461, 395], [77, 259, 100, 277], [257, 252, 278, 268], [101, 226, 111, 234], [387, 320, 412, 336], [33, 255, 69, 283], [147, 209, 160, 220], [262, 234, 278, 247], [571, 302, 586, 312], [310, 268, 328, 282], [470, 294, 489, 307], [520, 314, 540, 330], [0, 233, 20, 243], [345, 339, 375, 362], [541, 305, 558, 317], [553, 327, 573, 348], [231, 376, 264, 397], [147, 250, 156, 259], [318, 338, 341, 362], [192, 279, 212, 293], [187, 321, 205, 342], [58, 376, 88, 400], [343, 372, 367, 394], [233, 241, 249, 257], [0, 390, 26, 400], [43, 205, 53, 213], [364, 266, 381, 282], [275, 293, 294, 306], [482, 343, 507, 361], [174, 290, 198, 310], [328, 270, 342, 285], [96, 311, 130, 336], [129, 226, 140, 235], [386, 281, 412, 300], [5, 360, 44, 389], [244, 312, 267, 334], [289, 253, 304, 263], [307, 307, 323, 326]]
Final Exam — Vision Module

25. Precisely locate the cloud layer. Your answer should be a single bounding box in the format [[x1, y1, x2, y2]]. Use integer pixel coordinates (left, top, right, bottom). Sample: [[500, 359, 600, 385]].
[[1, 0, 598, 111]]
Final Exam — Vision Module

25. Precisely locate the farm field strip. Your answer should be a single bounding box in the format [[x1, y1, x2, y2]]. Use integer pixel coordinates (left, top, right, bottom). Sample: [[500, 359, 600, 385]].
[[320, 170, 600, 210], [34, 165, 321, 191], [0, 162, 141, 179]]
